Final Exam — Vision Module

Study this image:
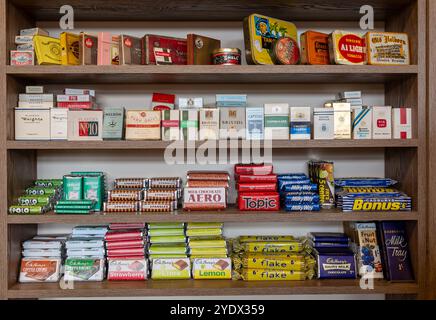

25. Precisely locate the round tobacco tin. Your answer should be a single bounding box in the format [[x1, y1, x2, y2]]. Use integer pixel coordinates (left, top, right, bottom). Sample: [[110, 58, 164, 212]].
[[272, 37, 300, 65], [212, 48, 241, 65]]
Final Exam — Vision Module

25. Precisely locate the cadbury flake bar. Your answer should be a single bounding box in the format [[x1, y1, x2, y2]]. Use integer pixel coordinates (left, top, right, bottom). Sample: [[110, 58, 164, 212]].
[[232, 269, 314, 281], [232, 254, 315, 271], [233, 240, 311, 254], [238, 236, 295, 243]]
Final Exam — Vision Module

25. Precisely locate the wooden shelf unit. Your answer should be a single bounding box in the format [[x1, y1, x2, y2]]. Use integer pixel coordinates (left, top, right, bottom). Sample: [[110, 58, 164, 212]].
[[0, 0, 428, 299]]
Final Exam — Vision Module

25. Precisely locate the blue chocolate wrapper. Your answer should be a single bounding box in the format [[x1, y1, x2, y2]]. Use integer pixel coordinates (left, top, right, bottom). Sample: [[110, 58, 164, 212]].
[[316, 248, 357, 279], [278, 179, 312, 191], [308, 232, 350, 243], [277, 174, 308, 181], [281, 193, 320, 203], [284, 204, 320, 212], [281, 183, 318, 192], [334, 178, 397, 187], [310, 241, 350, 249]]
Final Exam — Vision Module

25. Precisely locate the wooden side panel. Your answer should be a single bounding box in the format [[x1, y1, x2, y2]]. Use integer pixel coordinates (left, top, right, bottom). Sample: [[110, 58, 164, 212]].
[[426, 0, 436, 300]]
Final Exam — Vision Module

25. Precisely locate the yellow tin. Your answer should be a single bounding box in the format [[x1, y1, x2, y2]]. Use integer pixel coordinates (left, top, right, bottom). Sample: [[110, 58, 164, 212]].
[[243, 13, 298, 65]]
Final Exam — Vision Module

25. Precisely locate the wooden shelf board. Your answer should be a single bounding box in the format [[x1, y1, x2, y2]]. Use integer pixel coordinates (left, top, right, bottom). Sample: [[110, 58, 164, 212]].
[[10, 0, 412, 22], [7, 210, 419, 224], [7, 280, 419, 298], [6, 65, 419, 84], [6, 139, 419, 150]]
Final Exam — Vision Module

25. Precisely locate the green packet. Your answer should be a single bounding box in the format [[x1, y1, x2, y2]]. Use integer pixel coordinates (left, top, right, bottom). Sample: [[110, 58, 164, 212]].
[[149, 254, 189, 259], [151, 258, 191, 280], [148, 228, 185, 237], [148, 244, 187, 255], [186, 222, 223, 229], [186, 228, 223, 237], [148, 222, 185, 229], [149, 235, 187, 244]]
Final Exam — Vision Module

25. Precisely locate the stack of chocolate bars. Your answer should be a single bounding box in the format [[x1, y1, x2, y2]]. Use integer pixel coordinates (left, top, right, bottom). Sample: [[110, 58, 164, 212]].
[[9, 179, 62, 215], [106, 223, 148, 281], [231, 236, 315, 281], [148, 223, 191, 280], [183, 171, 229, 211], [234, 163, 280, 211], [59, 171, 106, 214], [187, 222, 231, 279], [335, 178, 412, 212], [64, 226, 107, 282], [19, 235, 66, 283], [104, 177, 181, 213], [308, 232, 357, 279], [278, 173, 320, 212]]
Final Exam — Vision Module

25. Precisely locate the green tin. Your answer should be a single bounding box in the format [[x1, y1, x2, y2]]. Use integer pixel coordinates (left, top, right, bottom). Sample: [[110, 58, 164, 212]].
[[83, 175, 104, 211]]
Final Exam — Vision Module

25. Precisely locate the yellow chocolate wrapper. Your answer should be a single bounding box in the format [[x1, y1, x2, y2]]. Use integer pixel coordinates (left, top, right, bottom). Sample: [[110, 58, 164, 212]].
[[238, 236, 295, 243], [233, 255, 316, 271], [192, 258, 232, 279], [233, 268, 314, 281], [188, 239, 227, 248], [233, 240, 310, 254], [190, 247, 227, 256], [186, 228, 223, 237]]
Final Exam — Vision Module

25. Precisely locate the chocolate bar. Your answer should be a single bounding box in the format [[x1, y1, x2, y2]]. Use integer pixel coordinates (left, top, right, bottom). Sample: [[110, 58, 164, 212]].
[[114, 178, 147, 189], [316, 248, 357, 279], [238, 192, 280, 211], [104, 201, 139, 213], [107, 189, 143, 201], [108, 258, 148, 281]]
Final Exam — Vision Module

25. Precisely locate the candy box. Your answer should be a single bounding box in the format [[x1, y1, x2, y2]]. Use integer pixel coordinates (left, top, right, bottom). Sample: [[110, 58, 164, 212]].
[[352, 106, 372, 139], [333, 103, 351, 139], [180, 109, 199, 141], [392, 108, 412, 139], [15, 108, 50, 140], [161, 110, 180, 141], [329, 30, 366, 65], [50, 108, 68, 140], [125, 110, 161, 140], [10, 50, 34, 66], [219, 108, 246, 139], [372, 106, 392, 139], [300, 30, 330, 65], [264, 103, 289, 140], [33, 35, 62, 65], [192, 258, 232, 279], [289, 107, 311, 140], [19, 258, 61, 283], [349, 222, 384, 279], [246, 107, 264, 140], [67, 109, 103, 141], [366, 32, 410, 65], [313, 108, 334, 140], [103, 107, 125, 140], [199, 108, 219, 140], [151, 258, 191, 279], [243, 13, 298, 65]]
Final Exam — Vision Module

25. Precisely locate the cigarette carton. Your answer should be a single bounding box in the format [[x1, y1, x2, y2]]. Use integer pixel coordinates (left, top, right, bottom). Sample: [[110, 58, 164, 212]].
[[290, 107, 311, 140], [333, 103, 351, 139], [313, 108, 334, 140], [15, 108, 50, 140], [372, 106, 392, 139], [264, 103, 289, 140], [246, 107, 264, 140], [392, 108, 412, 139]]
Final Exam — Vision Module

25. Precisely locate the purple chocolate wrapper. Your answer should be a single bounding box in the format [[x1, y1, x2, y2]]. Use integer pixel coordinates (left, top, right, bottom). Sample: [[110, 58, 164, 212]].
[[316, 248, 357, 279], [379, 222, 414, 281]]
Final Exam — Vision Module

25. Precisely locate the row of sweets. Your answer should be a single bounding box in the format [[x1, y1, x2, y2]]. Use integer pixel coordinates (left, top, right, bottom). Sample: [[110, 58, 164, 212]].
[[18, 222, 413, 283], [15, 88, 412, 141], [8, 163, 412, 215], [11, 14, 410, 67]]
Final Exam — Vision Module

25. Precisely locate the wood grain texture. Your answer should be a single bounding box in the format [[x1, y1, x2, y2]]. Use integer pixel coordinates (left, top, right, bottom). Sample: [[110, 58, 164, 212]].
[[7, 209, 419, 224], [6, 139, 420, 150], [5, 65, 419, 84], [426, 0, 436, 300], [9, 0, 412, 21], [7, 280, 419, 298], [385, 0, 427, 299]]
